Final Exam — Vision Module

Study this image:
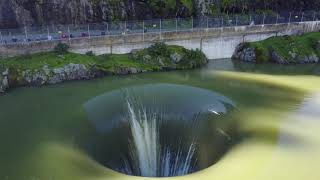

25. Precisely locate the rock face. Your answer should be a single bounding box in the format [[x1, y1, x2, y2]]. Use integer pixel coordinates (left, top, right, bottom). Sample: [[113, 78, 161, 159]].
[[20, 64, 96, 86], [170, 52, 182, 64], [232, 43, 256, 63], [233, 43, 320, 64], [0, 63, 153, 94], [0, 0, 195, 29], [299, 54, 319, 64], [0, 69, 9, 93], [270, 50, 289, 64]]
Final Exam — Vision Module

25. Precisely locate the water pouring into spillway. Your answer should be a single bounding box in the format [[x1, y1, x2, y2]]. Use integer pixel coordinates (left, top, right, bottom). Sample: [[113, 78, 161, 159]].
[[124, 98, 196, 177], [83, 83, 238, 177]]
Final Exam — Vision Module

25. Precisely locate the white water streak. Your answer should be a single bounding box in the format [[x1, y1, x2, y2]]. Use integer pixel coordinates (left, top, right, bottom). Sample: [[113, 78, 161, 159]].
[[126, 100, 196, 177]]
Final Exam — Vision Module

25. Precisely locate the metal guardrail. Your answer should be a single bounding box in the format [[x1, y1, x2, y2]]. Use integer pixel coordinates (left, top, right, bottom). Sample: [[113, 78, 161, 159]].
[[0, 11, 319, 45]]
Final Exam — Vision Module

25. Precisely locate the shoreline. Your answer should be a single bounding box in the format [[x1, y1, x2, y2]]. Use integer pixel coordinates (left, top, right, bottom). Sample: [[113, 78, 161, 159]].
[[0, 43, 208, 94]]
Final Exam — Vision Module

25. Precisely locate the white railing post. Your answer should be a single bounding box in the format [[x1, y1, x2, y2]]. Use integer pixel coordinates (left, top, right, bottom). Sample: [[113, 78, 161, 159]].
[[47, 26, 50, 40], [301, 12, 304, 22], [236, 15, 238, 26], [313, 12, 316, 21], [9, 32, 12, 41], [191, 17, 194, 31], [276, 14, 279, 24], [160, 19, 162, 39], [142, 20, 145, 42], [262, 13, 266, 25], [289, 12, 292, 24], [0, 31, 3, 44], [125, 21, 127, 33], [206, 16, 209, 29], [87, 24, 91, 38], [106, 22, 109, 35], [221, 16, 224, 27], [24, 26, 28, 42], [67, 25, 71, 41], [175, 18, 178, 33]]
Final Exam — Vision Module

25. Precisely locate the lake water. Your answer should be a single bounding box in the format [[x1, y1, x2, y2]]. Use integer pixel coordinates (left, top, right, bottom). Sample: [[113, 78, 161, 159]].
[[1, 59, 320, 180]]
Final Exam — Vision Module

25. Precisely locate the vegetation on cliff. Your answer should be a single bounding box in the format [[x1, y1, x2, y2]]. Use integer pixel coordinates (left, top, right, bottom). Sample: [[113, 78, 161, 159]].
[[0, 42, 208, 93], [233, 32, 320, 64], [2, 0, 319, 28]]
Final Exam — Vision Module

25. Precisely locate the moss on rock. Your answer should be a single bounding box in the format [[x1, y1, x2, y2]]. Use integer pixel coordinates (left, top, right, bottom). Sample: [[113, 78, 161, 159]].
[[0, 43, 208, 93], [233, 32, 320, 64], [132, 42, 208, 70]]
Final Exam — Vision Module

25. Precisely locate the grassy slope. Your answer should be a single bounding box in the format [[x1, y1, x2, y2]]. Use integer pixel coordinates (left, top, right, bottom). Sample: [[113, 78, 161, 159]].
[[0, 53, 158, 72], [0, 44, 207, 75], [248, 32, 320, 63]]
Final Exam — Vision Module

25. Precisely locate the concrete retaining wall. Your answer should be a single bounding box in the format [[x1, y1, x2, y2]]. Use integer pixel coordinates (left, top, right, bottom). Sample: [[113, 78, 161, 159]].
[[1, 21, 320, 59]]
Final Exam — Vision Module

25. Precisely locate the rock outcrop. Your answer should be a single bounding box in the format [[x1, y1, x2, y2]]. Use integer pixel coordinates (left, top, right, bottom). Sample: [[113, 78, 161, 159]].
[[232, 43, 256, 63], [269, 50, 289, 64], [0, 42, 208, 94], [170, 52, 183, 64], [233, 42, 320, 64], [0, 69, 9, 93], [0, 63, 150, 94], [0, 0, 195, 29]]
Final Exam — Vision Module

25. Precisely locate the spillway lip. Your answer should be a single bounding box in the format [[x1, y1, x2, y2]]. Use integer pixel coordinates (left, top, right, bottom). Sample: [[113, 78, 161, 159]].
[[81, 83, 238, 177], [84, 83, 236, 133]]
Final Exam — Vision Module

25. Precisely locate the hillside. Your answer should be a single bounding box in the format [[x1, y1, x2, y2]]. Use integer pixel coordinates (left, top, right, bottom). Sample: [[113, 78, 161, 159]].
[[1, 0, 319, 29]]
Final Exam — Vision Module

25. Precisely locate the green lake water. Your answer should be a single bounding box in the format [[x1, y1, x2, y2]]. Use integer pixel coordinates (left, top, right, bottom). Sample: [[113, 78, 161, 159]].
[[1, 59, 320, 180]]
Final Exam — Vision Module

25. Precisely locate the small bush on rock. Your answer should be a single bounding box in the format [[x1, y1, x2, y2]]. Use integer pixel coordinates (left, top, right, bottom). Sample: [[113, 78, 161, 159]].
[[54, 43, 69, 54], [179, 48, 208, 68], [255, 46, 268, 62], [148, 42, 170, 57]]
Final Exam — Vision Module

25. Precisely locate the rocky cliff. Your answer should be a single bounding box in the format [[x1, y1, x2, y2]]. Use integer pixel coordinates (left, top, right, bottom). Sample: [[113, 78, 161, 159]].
[[1, 0, 318, 29], [0, 0, 206, 29]]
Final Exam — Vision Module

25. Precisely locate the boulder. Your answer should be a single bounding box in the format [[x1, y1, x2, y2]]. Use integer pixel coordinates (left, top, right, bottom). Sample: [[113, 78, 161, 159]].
[[170, 52, 182, 64], [22, 70, 47, 85], [232, 43, 256, 63], [0, 69, 9, 93], [48, 63, 92, 84], [143, 55, 152, 63], [0, 76, 9, 93], [157, 57, 165, 66], [299, 54, 319, 64], [42, 65, 51, 76], [2, 68, 9, 76], [288, 51, 297, 60], [242, 48, 256, 63], [309, 54, 319, 63], [128, 67, 142, 74], [270, 50, 288, 64], [232, 43, 245, 60]]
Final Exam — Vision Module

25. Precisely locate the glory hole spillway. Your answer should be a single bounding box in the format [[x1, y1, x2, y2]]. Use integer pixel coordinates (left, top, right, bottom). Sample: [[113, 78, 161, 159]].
[[82, 83, 238, 177]]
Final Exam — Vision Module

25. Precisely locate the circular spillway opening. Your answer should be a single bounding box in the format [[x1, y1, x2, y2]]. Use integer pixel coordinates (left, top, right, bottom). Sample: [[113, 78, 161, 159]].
[[82, 83, 238, 177]]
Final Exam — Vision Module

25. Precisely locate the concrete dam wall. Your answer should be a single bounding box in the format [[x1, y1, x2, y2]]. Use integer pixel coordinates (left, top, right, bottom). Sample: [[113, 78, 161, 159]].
[[1, 21, 320, 59]]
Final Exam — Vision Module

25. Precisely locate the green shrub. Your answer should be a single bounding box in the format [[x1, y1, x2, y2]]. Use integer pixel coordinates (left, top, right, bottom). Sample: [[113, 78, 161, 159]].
[[148, 42, 170, 57], [179, 48, 207, 68], [54, 43, 69, 54], [308, 37, 319, 50], [255, 46, 268, 63]]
